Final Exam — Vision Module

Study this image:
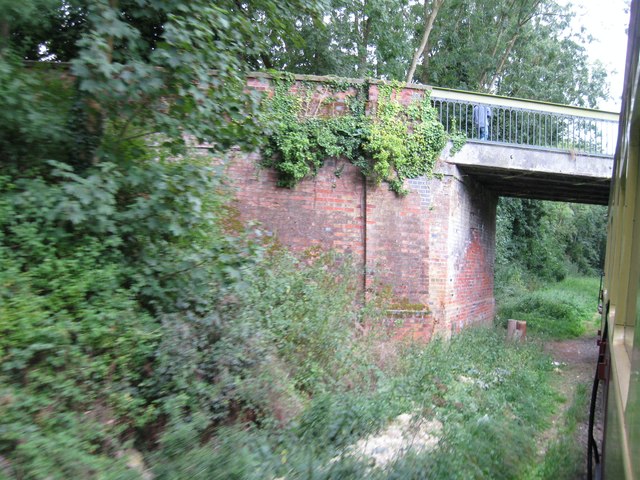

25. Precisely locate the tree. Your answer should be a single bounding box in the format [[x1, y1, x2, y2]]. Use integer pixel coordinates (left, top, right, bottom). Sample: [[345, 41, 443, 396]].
[[406, 0, 445, 83], [496, 15, 610, 107], [270, 0, 415, 79], [0, 1, 328, 476], [265, 0, 609, 107], [2, 0, 328, 166], [496, 197, 607, 289], [414, 0, 609, 106]]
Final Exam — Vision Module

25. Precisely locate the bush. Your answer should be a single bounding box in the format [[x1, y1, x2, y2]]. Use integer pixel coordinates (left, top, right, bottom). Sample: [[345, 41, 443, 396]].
[[0, 116, 295, 470], [495, 198, 607, 292], [0, 102, 388, 475], [152, 249, 370, 427], [148, 326, 559, 480]]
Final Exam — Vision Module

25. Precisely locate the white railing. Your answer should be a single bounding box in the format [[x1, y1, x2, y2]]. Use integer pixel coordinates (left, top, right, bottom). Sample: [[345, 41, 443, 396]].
[[430, 87, 619, 157]]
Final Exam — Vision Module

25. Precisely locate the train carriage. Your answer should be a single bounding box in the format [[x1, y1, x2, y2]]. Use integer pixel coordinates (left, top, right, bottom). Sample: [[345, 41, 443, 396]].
[[592, 0, 640, 477]]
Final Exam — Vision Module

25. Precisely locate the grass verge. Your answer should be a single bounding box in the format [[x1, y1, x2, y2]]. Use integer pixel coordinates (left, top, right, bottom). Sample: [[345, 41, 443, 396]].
[[497, 276, 600, 339], [525, 382, 591, 479]]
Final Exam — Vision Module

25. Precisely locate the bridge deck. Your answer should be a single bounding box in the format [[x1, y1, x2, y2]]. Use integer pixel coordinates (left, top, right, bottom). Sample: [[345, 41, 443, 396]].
[[431, 88, 617, 205], [447, 141, 613, 205]]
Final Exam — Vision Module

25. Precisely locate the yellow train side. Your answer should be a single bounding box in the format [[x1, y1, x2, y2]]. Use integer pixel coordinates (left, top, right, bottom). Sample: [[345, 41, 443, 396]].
[[598, 0, 640, 477]]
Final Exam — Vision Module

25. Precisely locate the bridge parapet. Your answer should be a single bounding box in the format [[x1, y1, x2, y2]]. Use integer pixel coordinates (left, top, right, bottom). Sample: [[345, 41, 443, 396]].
[[431, 87, 619, 157], [248, 72, 618, 157]]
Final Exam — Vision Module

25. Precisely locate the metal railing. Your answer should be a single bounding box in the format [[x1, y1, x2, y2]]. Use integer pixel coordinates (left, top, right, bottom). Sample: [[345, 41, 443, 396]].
[[430, 87, 619, 157]]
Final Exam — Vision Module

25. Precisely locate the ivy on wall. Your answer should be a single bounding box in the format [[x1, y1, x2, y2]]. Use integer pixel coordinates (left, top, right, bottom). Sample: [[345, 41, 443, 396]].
[[365, 83, 447, 194], [260, 78, 464, 195]]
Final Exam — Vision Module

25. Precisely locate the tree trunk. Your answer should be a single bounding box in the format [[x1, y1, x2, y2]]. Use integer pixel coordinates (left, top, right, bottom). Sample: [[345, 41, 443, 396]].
[[419, 40, 432, 84], [105, 0, 120, 63], [406, 0, 445, 84], [356, 1, 371, 75], [260, 53, 274, 69], [487, 32, 519, 92]]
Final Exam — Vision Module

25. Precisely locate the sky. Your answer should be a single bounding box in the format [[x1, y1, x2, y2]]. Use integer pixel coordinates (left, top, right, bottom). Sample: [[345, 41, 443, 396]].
[[569, 0, 630, 111]]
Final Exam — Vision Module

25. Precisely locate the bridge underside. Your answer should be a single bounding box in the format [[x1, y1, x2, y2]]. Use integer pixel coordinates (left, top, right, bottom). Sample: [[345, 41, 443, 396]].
[[448, 142, 613, 205], [456, 164, 610, 204]]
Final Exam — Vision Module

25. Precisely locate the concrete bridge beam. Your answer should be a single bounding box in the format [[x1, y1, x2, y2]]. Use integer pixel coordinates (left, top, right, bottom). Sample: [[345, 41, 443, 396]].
[[448, 142, 613, 204]]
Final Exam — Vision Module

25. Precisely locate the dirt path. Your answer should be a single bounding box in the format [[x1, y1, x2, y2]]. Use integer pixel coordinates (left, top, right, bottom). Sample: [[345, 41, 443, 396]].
[[543, 328, 602, 479]]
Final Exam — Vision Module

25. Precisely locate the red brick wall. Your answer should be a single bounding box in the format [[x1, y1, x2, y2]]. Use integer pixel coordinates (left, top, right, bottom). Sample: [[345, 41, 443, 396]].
[[224, 152, 496, 341], [364, 178, 430, 305], [446, 175, 497, 333], [223, 74, 496, 340], [227, 153, 366, 265]]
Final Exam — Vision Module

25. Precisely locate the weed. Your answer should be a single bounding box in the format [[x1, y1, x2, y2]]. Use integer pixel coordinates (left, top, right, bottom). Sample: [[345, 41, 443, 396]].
[[154, 326, 558, 479]]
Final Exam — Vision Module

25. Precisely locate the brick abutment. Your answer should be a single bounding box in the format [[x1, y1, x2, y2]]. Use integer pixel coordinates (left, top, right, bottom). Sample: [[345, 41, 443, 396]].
[[225, 151, 496, 341]]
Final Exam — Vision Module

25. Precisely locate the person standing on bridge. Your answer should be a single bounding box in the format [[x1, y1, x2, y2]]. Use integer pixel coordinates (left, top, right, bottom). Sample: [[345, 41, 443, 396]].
[[473, 104, 492, 140]]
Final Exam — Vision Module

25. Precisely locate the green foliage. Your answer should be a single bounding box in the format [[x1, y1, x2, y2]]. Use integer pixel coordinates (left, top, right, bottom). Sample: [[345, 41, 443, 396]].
[[496, 198, 566, 284], [384, 327, 556, 479], [526, 383, 590, 479], [152, 249, 370, 429], [365, 84, 447, 194], [261, 80, 367, 187], [151, 423, 279, 480], [0, 148, 254, 477], [1, 1, 335, 473], [497, 277, 599, 339], [261, 0, 609, 108], [3, 1, 329, 164], [448, 125, 467, 156], [495, 197, 607, 292], [148, 326, 558, 479], [0, 58, 75, 167], [261, 80, 448, 195], [267, 0, 414, 79]]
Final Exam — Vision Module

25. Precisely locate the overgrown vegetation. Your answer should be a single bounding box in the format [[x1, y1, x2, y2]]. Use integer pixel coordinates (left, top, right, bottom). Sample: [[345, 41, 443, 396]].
[[147, 326, 560, 479], [365, 83, 447, 194], [496, 198, 607, 287], [494, 197, 605, 339], [260, 79, 454, 195], [249, 0, 609, 108], [497, 277, 600, 339], [527, 383, 591, 480], [0, 135, 566, 478], [0, 137, 377, 477], [260, 77, 369, 188], [0, 1, 610, 478]]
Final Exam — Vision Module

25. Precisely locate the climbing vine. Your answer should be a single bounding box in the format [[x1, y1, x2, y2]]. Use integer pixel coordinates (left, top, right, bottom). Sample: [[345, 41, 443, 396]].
[[449, 126, 467, 156], [260, 78, 460, 195], [365, 82, 447, 194], [260, 77, 367, 188]]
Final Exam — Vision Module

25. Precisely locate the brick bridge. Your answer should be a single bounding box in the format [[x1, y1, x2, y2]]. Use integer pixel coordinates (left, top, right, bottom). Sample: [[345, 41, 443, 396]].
[[222, 74, 618, 340]]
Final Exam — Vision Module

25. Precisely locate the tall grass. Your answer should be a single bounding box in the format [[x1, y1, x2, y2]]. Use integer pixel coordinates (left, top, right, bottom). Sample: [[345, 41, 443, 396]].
[[497, 277, 600, 339], [152, 326, 560, 479], [525, 383, 591, 479]]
